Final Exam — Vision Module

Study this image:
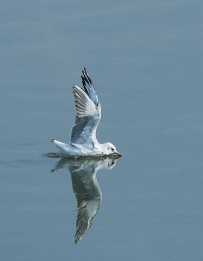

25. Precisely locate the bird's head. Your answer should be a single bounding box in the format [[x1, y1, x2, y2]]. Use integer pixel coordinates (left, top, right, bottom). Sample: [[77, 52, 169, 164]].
[[103, 142, 121, 157]]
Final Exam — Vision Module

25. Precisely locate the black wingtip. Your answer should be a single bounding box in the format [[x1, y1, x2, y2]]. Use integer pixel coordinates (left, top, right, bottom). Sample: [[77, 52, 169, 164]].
[[80, 68, 99, 106], [81, 68, 93, 87]]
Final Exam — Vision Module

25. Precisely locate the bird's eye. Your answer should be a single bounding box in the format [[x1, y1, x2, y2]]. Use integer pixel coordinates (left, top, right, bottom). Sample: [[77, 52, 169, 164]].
[[111, 148, 114, 151]]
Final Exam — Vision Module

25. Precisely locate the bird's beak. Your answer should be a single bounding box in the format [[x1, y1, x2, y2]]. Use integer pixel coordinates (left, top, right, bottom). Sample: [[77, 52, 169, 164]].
[[115, 151, 122, 157]]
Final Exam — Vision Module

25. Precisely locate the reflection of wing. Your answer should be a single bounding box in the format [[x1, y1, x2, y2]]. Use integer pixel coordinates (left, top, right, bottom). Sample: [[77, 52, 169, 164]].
[[50, 157, 118, 244], [75, 198, 101, 244], [69, 160, 102, 244]]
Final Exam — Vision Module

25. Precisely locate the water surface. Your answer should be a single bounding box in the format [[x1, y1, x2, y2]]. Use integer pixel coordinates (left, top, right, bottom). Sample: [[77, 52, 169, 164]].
[[1, 1, 203, 260]]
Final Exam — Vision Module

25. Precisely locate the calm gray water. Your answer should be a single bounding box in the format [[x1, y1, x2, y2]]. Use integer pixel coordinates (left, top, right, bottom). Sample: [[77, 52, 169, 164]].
[[1, 1, 203, 260]]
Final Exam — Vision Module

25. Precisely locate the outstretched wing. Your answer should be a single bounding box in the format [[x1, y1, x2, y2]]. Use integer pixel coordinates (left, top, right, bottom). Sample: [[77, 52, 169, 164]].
[[71, 69, 101, 146]]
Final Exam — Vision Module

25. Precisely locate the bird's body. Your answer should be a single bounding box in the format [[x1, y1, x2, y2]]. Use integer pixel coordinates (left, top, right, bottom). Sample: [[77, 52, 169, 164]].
[[51, 68, 121, 158]]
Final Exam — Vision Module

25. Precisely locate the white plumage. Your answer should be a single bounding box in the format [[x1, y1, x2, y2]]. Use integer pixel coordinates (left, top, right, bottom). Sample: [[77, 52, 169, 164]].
[[51, 68, 121, 158]]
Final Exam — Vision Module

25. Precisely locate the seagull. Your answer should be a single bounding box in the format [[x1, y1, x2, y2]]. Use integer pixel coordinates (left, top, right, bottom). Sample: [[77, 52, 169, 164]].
[[51, 68, 121, 158]]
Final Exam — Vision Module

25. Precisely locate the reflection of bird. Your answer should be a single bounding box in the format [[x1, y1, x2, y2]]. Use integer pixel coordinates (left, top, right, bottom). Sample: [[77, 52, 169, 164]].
[[51, 157, 118, 244], [51, 68, 121, 157]]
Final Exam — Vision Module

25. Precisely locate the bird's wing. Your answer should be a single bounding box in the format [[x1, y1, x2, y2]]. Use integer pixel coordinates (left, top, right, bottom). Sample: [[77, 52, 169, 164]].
[[81, 68, 99, 106], [70, 69, 101, 146]]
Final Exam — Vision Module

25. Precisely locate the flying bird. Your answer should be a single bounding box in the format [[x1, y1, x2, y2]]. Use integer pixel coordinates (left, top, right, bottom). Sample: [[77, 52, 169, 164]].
[[51, 68, 121, 158]]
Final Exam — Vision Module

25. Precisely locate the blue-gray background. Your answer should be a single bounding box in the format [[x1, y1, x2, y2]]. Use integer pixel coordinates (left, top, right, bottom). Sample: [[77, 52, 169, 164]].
[[1, 0, 203, 260]]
